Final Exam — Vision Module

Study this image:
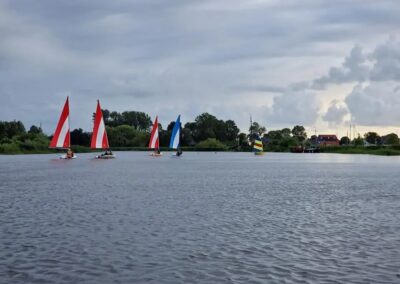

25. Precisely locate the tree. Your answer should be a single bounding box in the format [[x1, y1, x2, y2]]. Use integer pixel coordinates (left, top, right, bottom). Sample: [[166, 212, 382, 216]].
[[196, 138, 226, 150], [281, 128, 291, 139], [340, 136, 350, 145], [353, 134, 364, 146], [383, 133, 399, 145], [292, 125, 307, 142], [109, 111, 123, 126], [249, 122, 266, 137], [70, 128, 91, 146], [28, 125, 42, 134], [224, 120, 240, 142], [266, 130, 282, 140], [103, 110, 152, 130], [0, 120, 26, 139], [193, 113, 219, 142], [107, 125, 136, 147], [182, 122, 196, 146], [238, 132, 250, 150], [122, 111, 152, 130], [364, 132, 380, 144], [309, 135, 318, 145]]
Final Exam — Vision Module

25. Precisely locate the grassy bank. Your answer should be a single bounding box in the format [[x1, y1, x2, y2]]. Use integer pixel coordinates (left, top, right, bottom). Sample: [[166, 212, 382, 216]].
[[320, 145, 400, 156]]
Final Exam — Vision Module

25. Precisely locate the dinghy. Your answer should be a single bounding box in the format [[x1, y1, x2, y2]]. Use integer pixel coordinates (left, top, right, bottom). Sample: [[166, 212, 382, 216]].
[[169, 115, 182, 157], [149, 116, 162, 156], [49, 97, 76, 159], [253, 136, 265, 156], [91, 100, 115, 159]]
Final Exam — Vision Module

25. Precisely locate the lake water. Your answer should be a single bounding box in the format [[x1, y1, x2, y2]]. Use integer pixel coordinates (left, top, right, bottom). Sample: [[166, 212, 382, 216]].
[[1, 152, 400, 283]]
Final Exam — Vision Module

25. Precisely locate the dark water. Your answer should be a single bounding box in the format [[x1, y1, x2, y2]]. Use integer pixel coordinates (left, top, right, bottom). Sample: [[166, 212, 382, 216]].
[[1, 152, 400, 284]]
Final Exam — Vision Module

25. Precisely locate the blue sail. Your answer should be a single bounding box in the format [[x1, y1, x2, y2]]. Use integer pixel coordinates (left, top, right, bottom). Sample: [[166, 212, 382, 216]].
[[169, 115, 181, 149]]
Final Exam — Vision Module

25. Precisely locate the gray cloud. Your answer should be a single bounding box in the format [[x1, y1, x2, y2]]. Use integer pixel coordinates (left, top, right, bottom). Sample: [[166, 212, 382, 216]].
[[312, 37, 400, 89], [267, 90, 320, 125], [1, 0, 400, 133], [370, 37, 400, 81], [313, 45, 370, 88]]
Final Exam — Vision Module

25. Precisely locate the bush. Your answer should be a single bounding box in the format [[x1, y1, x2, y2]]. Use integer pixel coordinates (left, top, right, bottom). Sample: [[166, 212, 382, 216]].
[[196, 138, 227, 150], [0, 143, 22, 154]]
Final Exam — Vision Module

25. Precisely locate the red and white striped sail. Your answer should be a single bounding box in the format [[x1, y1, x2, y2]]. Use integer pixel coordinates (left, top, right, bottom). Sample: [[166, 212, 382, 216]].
[[49, 97, 71, 148], [148, 116, 159, 149], [91, 100, 109, 149]]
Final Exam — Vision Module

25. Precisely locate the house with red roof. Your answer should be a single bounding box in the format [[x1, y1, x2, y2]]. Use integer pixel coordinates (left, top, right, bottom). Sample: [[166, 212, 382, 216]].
[[317, 135, 340, 147]]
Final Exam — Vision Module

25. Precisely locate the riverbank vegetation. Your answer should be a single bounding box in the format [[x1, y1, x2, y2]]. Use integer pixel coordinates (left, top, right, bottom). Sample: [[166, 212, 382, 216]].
[[1, 110, 400, 155]]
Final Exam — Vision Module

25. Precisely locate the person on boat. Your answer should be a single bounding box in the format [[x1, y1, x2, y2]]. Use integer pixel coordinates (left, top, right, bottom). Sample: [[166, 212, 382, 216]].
[[66, 148, 74, 159], [155, 148, 161, 155], [177, 148, 182, 156]]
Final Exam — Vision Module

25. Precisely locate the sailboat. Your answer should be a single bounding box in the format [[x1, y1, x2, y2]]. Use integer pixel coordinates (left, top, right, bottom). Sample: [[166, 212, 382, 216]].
[[169, 115, 182, 156], [92, 100, 115, 159], [249, 115, 264, 156], [149, 116, 162, 156], [253, 136, 265, 155], [49, 97, 76, 159]]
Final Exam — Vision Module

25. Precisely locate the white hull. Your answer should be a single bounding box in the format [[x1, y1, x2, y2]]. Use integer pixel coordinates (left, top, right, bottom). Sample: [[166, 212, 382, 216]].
[[60, 154, 77, 159], [95, 154, 116, 159]]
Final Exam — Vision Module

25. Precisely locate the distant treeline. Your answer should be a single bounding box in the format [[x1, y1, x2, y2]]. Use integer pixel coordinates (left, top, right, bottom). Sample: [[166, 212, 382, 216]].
[[1, 110, 400, 154], [0, 121, 50, 154]]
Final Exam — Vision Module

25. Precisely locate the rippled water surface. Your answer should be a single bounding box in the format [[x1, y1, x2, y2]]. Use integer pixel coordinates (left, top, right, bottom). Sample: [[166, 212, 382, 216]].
[[1, 152, 400, 283]]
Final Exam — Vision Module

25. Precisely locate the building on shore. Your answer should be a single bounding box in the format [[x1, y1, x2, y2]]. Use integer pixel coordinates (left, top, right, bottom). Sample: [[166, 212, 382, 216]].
[[317, 135, 340, 147]]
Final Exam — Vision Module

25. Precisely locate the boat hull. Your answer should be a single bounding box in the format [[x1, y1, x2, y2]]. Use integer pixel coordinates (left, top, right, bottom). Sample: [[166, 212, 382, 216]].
[[254, 152, 265, 156], [60, 154, 77, 159], [150, 153, 163, 157], [95, 154, 116, 159]]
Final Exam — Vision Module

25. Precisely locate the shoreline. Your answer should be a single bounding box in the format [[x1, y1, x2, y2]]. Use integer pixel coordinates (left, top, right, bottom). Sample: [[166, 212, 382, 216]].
[[2, 146, 400, 156]]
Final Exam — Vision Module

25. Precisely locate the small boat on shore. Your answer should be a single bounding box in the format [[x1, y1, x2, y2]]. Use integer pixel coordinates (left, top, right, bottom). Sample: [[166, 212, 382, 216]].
[[304, 147, 320, 153], [149, 116, 162, 156], [49, 97, 76, 159], [169, 115, 182, 157], [91, 100, 115, 159]]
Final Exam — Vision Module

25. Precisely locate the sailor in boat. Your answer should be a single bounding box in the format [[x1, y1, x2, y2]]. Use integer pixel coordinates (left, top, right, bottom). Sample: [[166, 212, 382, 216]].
[[66, 148, 75, 159], [176, 147, 183, 156], [99, 149, 113, 158]]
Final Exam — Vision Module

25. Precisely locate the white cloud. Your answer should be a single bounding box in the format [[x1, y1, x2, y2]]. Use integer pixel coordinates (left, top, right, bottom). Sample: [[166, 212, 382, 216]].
[[322, 100, 349, 125], [345, 82, 400, 126]]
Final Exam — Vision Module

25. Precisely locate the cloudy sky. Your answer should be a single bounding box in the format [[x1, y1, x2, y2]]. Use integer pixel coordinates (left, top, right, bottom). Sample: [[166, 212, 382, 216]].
[[1, 0, 400, 137]]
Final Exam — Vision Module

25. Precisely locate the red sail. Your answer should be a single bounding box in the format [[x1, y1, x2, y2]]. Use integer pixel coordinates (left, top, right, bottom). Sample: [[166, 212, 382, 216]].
[[49, 97, 70, 148], [91, 100, 109, 149], [148, 116, 159, 149]]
